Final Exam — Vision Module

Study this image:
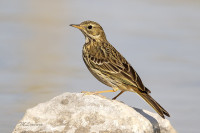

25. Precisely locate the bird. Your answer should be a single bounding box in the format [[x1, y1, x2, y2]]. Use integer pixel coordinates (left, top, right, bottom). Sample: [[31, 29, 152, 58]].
[[70, 20, 170, 119]]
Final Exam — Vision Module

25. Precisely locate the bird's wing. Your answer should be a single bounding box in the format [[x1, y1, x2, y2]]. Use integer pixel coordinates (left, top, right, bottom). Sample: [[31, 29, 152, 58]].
[[87, 43, 146, 91]]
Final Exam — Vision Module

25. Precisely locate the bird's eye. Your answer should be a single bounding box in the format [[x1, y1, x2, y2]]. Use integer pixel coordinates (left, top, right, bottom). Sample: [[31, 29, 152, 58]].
[[88, 25, 92, 29]]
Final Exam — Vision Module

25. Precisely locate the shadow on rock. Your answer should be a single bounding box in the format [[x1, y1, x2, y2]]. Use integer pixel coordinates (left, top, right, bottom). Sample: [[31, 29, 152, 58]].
[[134, 107, 160, 133]]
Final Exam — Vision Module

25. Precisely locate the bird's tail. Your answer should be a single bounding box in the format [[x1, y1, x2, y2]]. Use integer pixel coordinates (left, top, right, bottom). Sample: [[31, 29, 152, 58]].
[[137, 91, 170, 119]]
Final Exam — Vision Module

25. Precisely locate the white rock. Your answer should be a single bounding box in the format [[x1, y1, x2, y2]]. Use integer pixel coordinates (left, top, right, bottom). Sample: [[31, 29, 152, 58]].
[[13, 92, 176, 133]]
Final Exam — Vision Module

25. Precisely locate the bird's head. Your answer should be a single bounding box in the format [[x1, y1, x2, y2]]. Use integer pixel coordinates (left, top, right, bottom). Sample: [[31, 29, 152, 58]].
[[70, 21, 107, 42]]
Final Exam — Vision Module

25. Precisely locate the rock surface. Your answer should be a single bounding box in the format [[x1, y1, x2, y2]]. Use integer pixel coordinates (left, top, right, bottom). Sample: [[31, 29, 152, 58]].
[[13, 92, 176, 133]]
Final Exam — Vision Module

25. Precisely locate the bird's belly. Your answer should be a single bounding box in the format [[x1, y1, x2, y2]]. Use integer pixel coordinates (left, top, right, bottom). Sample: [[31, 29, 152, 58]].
[[82, 55, 136, 92], [90, 68, 134, 92], [90, 68, 115, 87]]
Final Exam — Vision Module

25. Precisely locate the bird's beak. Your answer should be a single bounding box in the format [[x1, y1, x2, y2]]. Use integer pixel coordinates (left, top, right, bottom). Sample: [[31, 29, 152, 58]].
[[70, 24, 83, 30]]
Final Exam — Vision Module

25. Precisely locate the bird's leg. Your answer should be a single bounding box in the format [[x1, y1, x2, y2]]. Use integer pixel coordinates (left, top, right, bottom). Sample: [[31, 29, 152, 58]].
[[112, 91, 124, 100], [82, 87, 119, 95], [93, 89, 116, 94], [93, 87, 119, 94]]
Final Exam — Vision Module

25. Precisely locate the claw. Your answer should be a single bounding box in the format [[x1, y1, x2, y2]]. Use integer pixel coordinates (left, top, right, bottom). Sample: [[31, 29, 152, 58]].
[[81, 91, 97, 95], [81, 91, 107, 99]]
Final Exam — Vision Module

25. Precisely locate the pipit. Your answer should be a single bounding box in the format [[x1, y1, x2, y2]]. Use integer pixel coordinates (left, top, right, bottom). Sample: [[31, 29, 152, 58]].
[[70, 21, 170, 118]]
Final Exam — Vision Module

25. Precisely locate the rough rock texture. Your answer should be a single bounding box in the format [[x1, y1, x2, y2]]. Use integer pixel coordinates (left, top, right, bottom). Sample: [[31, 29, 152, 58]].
[[13, 92, 176, 133]]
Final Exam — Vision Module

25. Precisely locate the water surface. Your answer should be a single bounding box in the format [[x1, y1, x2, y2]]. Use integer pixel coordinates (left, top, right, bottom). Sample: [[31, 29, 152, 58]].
[[0, 0, 200, 132]]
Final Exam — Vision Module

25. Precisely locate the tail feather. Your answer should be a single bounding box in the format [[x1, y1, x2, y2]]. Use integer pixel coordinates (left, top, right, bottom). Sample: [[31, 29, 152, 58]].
[[137, 91, 170, 119]]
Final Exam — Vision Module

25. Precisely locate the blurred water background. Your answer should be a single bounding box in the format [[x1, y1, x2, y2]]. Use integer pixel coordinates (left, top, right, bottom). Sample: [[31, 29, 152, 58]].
[[0, 0, 200, 132]]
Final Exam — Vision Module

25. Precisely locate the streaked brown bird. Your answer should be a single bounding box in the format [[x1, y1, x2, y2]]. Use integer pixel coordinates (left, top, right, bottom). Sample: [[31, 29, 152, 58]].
[[70, 20, 170, 118]]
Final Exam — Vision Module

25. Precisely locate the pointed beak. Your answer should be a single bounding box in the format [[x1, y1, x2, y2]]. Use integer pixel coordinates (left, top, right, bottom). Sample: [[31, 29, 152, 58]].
[[70, 24, 83, 30]]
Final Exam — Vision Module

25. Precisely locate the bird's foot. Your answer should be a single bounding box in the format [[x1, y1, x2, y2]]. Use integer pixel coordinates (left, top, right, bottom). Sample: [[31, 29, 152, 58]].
[[81, 91, 97, 95], [81, 91, 106, 99]]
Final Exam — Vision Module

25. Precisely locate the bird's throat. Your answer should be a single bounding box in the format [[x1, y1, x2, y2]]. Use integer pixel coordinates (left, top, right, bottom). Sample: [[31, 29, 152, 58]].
[[85, 37, 89, 43]]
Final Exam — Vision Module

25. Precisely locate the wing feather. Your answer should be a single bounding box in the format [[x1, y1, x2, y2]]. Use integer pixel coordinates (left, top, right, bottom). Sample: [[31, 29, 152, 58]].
[[86, 43, 146, 91]]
